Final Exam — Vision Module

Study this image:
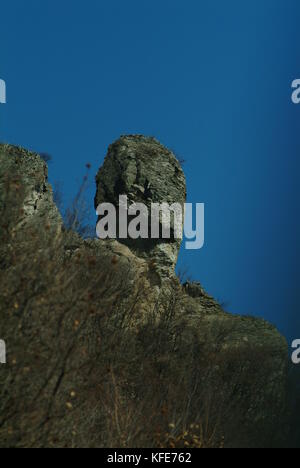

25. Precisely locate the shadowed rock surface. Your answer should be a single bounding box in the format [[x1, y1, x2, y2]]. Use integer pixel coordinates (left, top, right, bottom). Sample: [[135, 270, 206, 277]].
[[0, 139, 288, 448]]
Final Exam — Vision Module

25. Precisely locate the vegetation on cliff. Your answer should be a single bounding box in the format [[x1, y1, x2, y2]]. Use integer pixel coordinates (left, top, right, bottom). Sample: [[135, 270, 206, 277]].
[[0, 140, 289, 448]]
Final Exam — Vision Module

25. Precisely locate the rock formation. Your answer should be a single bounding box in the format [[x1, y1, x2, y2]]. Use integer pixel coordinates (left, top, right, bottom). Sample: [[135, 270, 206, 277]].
[[0, 144, 62, 234], [0, 138, 288, 448], [95, 135, 186, 277]]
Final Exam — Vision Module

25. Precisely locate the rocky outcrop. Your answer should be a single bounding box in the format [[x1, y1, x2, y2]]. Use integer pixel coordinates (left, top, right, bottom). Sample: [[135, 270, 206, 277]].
[[0, 144, 62, 238], [0, 139, 288, 448], [95, 135, 186, 277]]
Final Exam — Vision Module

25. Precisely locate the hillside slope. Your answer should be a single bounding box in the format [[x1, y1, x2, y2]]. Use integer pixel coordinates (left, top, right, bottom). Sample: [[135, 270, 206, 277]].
[[0, 138, 288, 448]]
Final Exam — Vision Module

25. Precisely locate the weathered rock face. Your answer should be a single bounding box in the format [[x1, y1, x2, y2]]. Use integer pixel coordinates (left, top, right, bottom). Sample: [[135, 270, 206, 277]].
[[0, 144, 62, 237], [95, 135, 186, 277], [0, 140, 289, 448]]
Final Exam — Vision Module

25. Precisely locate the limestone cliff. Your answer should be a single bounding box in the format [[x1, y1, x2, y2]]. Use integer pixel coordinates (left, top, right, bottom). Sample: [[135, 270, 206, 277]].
[[0, 138, 288, 448]]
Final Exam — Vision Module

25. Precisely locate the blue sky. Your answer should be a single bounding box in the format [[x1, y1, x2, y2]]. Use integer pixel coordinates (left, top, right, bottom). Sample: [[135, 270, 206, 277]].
[[1, 0, 300, 340]]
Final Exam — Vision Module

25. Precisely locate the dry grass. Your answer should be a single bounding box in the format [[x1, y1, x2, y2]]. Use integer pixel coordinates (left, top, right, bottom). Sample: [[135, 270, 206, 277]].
[[0, 172, 288, 448]]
